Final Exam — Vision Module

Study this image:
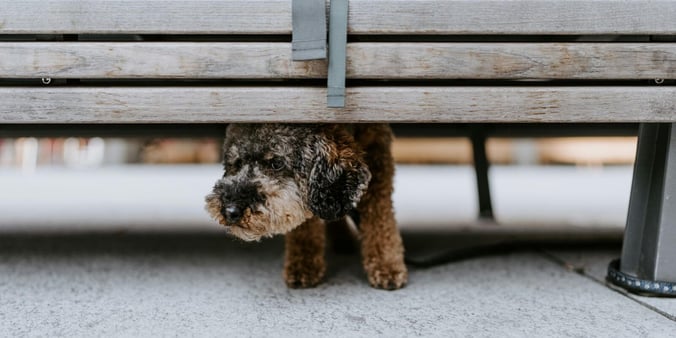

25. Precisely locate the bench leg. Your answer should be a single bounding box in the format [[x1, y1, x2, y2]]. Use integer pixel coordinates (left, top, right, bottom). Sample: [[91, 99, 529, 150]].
[[471, 131, 494, 220], [608, 123, 676, 295]]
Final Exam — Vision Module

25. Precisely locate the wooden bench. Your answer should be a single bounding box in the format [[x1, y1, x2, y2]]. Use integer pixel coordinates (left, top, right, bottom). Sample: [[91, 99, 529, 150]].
[[1, 0, 675, 294]]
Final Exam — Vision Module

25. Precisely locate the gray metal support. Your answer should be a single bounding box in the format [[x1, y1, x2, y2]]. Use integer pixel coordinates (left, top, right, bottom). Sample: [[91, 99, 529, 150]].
[[619, 123, 676, 283], [291, 0, 327, 60], [327, 0, 348, 108]]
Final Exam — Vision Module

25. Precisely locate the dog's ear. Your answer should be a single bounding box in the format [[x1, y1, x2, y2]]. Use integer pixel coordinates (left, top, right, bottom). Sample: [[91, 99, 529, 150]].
[[308, 129, 371, 220]]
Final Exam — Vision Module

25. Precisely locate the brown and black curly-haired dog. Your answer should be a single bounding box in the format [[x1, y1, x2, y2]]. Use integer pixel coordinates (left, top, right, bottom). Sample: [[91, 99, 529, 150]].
[[205, 123, 407, 290]]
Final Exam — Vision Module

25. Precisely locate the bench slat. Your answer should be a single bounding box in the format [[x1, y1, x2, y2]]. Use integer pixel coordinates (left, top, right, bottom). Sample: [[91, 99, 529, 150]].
[[2, 42, 674, 80], [1, 87, 673, 123], [1, 0, 675, 35], [0, 0, 289, 35]]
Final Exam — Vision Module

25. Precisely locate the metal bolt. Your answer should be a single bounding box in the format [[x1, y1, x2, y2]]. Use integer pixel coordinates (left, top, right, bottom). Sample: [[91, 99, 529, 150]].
[[41, 77, 52, 85]]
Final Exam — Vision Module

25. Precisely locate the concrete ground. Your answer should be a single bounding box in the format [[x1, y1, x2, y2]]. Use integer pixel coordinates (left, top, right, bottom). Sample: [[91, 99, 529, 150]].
[[1, 165, 675, 336]]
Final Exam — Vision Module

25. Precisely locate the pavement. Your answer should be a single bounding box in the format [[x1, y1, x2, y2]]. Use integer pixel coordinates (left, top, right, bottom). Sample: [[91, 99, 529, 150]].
[[1, 165, 675, 336]]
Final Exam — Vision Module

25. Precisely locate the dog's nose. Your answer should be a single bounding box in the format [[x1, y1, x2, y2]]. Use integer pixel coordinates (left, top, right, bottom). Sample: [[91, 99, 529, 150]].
[[223, 204, 243, 223]]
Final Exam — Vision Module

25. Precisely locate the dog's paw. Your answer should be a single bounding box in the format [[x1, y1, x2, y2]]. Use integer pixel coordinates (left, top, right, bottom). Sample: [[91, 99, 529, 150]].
[[366, 262, 408, 291], [283, 260, 326, 289]]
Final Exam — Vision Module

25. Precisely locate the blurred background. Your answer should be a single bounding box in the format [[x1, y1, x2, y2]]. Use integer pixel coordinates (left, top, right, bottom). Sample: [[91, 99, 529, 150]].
[[0, 131, 637, 233], [0, 134, 637, 169]]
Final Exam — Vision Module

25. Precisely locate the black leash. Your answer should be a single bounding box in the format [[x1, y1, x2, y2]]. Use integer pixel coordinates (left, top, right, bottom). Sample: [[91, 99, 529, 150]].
[[404, 240, 522, 268]]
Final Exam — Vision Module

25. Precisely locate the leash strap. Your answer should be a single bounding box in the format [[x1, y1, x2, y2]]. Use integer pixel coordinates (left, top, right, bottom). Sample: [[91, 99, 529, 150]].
[[327, 0, 348, 108], [292, 0, 327, 60]]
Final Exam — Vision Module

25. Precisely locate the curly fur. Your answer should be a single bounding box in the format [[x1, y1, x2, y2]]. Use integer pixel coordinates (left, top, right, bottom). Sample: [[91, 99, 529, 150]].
[[205, 123, 407, 290]]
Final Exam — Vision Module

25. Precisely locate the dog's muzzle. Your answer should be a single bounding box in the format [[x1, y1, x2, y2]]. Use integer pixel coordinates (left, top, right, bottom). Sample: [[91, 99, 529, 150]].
[[217, 179, 265, 226], [222, 204, 243, 223]]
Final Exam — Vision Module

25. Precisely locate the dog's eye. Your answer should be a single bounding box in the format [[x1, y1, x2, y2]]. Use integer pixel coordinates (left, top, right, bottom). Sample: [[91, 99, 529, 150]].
[[228, 158, 242, 172], [270, 158, 285, 171]]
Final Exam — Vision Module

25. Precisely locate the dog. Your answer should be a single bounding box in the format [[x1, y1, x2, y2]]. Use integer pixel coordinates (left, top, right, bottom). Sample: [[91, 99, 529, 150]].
[[205, 123, 407, 290]]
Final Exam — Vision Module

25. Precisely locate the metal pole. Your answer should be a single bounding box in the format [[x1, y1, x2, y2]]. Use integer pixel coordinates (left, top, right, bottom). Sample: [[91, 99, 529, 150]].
[[608, 123, 676, 296], [471, 131, 494, 220]]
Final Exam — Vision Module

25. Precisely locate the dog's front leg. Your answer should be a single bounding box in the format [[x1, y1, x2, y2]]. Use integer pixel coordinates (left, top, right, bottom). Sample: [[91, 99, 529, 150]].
[[283, 216, 326, 288], [356, 126, 408, 290]]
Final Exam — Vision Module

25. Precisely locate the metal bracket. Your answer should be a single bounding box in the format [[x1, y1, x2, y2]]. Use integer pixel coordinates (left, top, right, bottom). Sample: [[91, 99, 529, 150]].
[[291, 0, 327, 60], [327, 0, 348, 108]]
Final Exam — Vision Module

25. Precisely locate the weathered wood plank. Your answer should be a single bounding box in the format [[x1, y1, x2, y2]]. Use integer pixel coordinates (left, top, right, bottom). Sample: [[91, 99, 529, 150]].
[[351, 0, 676, 35], [0, 43, 323, 79], [1, 0, 674, 35], [0, 1, 290, 34], [0, 87, 673, 123], [2, 42, 674, 79], [351, 43, 676, 80]]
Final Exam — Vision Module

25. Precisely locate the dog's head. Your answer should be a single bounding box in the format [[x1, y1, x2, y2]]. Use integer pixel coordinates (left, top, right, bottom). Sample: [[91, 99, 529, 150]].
[[205, 124, 371, 241]]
